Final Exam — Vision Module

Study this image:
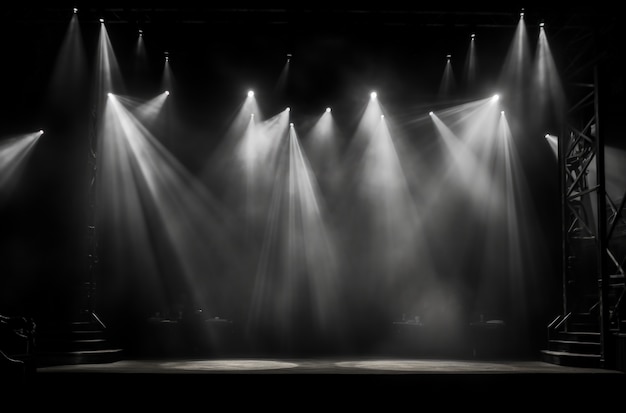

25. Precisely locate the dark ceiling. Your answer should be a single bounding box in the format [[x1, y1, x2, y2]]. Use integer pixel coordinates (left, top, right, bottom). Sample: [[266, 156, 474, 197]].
[[0, 3, 619, 28]]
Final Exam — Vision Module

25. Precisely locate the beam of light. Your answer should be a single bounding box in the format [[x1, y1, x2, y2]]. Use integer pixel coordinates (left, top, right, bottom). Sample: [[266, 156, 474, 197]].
[[472, 112, 551, 344], [360, 115, 432, 276], [237, 112, 280, 228], [498, 11, 531, 108], [430, 95, 503, 155], [135, 29, 147, 71], [544, 133, 559, 158], [98, 94, 245, 337], [273, 54, 291, 99], [161, 52, 173, 93], [463, 34, 477, 91], [239, 109, 291, 224], [423, 98, 512, 330], [221, 90, 264, 144], [533, 24, 566, 128], [429, 110, 496, 209], [0, 131, 43, 197], [46, 9, 87, 112], [439, 54, 456, 99], [338, 95, 443, 342], [247, 117, 343, 354], [120, 91, 170, 124], [200, 89, 263, 184], [93, 21, 125, 112], [458, 95, 501, 150], [302, 107, 343, 198]]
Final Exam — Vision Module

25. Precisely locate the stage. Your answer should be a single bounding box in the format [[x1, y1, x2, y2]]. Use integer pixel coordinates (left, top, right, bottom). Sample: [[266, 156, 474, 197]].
[[27, 357, 626, 407]]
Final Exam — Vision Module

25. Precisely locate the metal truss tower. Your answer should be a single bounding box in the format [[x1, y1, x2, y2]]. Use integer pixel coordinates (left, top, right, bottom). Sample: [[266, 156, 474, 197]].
[[544, 11, 625, 370]]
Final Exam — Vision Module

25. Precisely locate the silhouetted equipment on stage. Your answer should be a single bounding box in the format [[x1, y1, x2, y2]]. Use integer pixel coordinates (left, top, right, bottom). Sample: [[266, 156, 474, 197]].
[[391, 314, 510, 359], [139, 311, 235, 358], [469, 318, 508, 359], [0, 314, 36, 383]]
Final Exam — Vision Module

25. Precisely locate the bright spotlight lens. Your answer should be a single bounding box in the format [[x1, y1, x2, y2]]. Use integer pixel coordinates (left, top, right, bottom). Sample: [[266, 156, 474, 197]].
[[248, 90, 254, 97]]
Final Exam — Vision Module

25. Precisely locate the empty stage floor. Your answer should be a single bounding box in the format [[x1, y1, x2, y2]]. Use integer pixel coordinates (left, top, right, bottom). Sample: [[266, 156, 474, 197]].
[[27, 357, 626, 407]]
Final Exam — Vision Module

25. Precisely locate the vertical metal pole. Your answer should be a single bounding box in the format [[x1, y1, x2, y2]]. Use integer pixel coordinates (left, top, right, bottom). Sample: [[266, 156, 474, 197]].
[[559, 119, 569, 323], [594, 65, 612, 368], [85, 105, 98, 317]]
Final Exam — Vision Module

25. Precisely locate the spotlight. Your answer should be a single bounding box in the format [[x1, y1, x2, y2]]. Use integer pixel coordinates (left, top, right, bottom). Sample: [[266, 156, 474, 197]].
[[540, 22, 545, 28], [446, 54, 451, 60], [287, 53, 292, 62], [290, 122, 294, 127], [370, 91, 377, 99], [429, 111, 434, 116], [471, 33, 475, 39], [165, 90, 170, 96], [99, 18, 104, 23], [501, 111, 505, 115], [247, 90, 254, 98], [39, 129, 44, 135], [164, 51, 169, 62], [325, 107, 331, 113], [492, 94, 500, 101], [381, 115, 384, 119], [286, 107, 290, 112], [251, 113, 254, 118], [139, 29, 143, 36], [73, 8, 78, 13], [107, 92, 113, 97]]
